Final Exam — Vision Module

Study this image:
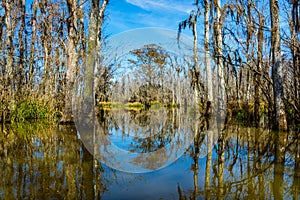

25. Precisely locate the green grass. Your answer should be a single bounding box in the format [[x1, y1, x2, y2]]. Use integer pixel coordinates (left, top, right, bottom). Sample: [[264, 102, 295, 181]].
[[11, 100, 53, 121]]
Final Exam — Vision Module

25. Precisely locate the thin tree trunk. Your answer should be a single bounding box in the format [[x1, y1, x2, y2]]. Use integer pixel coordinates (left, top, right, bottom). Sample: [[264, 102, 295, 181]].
[[215, 1, 225, 195], [204, 0, 213, 113], [28, 0, 37, 92], [61, 0, 79, 123], [40, 1, 51, 99], [192, 20, 200, 102], [17, 0, 26, 98], [288, 11, 300, 119], [204, 2, 213, 198], [3, 0, 14, 119], [79, 0, 86, 66], [270, 0, 287, 130], [215, 0, 226, 118], [255, 12, 264, 127]]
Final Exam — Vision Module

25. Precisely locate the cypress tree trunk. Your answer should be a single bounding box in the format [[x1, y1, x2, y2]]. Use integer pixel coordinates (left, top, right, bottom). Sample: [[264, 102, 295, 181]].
[[85, 0, 108, 102], [215, 0, 226, 118], [204, 0, 213, 112], [17, 0, 26, 98], [28, 0, 37, 92], [3, 0, 14, 120], [270, 0, 288, 130], [254, 12, 264, 127], [61, 0, 80, 123], [192, 20, 199, 102]]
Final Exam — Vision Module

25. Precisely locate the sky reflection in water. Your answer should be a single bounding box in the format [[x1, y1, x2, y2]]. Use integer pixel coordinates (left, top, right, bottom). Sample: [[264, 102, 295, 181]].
[[0, 111, 299, 199]]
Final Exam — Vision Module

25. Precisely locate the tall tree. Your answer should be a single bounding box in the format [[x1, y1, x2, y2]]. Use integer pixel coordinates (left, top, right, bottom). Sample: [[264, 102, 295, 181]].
[[28, 0, 37, 92], [287, 0, 300, 122], [204, 0, 213, 112], [178, 3, 202, 102], [2, 0, 15, 121], [39, 0, 51, 98], [85, 0, 108, 94], [17, 0, 26, 98], [254, 7, 264, 127], [214, 0, 226, 118], [61, 0, 80, 123], [270, 0, 287, 130], [82, 0, 108, 124]]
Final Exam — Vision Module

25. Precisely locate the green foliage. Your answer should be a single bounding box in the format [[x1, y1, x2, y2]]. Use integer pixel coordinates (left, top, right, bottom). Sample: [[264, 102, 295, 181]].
[[228, 101, 270, 120], [12, 101, 53, 121]]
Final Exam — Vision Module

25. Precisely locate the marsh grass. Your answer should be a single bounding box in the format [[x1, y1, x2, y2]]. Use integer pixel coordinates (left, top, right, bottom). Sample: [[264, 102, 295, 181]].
[[11, 100, 56, 122]]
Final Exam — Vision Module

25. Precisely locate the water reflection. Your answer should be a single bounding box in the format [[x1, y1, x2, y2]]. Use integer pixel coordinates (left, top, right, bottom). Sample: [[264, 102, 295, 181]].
[[0, 111, 299, 199], [76, 107, 200, 173], [0, 122, 111, 199]]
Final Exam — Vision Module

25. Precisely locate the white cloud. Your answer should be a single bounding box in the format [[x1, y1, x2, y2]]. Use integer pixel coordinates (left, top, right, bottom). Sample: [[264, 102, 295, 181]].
[[126, 0, 194, 14]]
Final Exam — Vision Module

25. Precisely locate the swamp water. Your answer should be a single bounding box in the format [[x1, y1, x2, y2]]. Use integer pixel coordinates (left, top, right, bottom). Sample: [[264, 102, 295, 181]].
[[0, 108, 299, 199]]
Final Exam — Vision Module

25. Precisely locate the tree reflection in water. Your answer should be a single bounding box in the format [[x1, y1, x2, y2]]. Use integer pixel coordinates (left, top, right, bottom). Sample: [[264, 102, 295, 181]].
[[0, 122, 112, 199], [0, 111, 299, 199]]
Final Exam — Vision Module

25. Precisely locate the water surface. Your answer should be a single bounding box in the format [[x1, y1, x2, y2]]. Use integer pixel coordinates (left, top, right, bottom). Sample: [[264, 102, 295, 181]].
[[0, 109, 299, 199]]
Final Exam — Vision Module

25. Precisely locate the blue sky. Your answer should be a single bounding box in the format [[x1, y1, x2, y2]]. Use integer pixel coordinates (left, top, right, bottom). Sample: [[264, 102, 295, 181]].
[[105, 0, 195, 36]]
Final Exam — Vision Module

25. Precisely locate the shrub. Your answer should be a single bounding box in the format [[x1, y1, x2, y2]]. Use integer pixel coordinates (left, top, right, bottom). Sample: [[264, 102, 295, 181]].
[[12, 100, 52, 121]]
